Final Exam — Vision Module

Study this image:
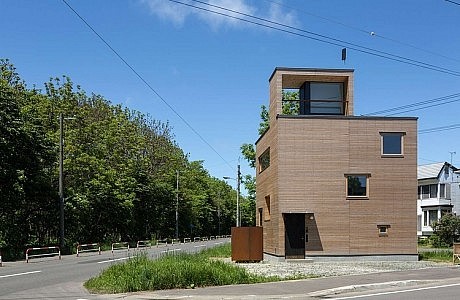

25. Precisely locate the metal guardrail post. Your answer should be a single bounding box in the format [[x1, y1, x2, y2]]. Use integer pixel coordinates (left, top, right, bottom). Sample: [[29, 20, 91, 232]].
[[77, 243, 101, 257], [25, 246, 61, 263]]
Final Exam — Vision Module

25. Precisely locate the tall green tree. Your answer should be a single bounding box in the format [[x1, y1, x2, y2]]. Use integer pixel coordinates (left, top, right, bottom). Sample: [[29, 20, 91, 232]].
[[0, 59, 57, 258], [1, 59, 240, 258], [239, 90, 299, 226]]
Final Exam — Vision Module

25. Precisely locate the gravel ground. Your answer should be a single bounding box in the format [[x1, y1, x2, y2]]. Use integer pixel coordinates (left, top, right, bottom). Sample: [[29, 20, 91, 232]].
[[234, 260, 450, 278]]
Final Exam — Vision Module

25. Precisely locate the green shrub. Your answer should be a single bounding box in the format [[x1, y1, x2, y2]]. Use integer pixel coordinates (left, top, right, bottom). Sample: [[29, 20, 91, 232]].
[[417, 237, 429, 246], [419, 249, 452, 262]]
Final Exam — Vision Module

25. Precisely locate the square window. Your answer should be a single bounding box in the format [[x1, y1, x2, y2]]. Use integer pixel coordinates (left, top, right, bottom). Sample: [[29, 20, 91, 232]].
[[377, 225, 390, 236], [381, 132, 404, 156], [346, 175, 369, 198]]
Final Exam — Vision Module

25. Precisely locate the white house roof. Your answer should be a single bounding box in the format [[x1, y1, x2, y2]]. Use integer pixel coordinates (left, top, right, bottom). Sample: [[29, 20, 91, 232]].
[[417, 162, 446, 180]]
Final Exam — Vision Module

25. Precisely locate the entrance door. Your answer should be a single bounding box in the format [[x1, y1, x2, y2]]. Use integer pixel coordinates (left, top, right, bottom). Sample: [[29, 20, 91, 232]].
[[284, 213, 305, 259]]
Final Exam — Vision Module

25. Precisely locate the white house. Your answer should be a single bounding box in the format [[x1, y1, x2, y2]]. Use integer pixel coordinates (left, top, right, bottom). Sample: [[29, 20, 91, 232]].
[[417, 162, 460, 236]]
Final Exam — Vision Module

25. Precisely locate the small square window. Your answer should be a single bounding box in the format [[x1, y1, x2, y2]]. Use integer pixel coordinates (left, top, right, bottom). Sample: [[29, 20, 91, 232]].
[[377, 225, 390, 236], [380, 132, 405, 156], [346, 174, 369, 198]]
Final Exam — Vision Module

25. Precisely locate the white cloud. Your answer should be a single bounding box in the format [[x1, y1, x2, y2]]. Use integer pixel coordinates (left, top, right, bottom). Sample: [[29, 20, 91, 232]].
[[141, 0, 298, 30], [267, 2, 299, 28], [140, 0, 193, 26]]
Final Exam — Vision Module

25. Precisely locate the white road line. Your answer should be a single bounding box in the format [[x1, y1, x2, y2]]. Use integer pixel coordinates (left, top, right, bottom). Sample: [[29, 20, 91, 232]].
[[97, 257, 131, 264], [0, 270, 42, 279], [331, 282, 460, 299]]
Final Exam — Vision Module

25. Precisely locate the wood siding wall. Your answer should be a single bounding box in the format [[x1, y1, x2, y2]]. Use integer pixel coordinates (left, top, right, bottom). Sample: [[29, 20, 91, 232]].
[[256, 68, 417, 257], [256, 117, 417, 256]]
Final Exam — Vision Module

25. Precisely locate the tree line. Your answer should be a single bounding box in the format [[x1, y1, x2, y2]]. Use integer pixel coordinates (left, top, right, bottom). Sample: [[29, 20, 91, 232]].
[[0, 59, 253, 259]]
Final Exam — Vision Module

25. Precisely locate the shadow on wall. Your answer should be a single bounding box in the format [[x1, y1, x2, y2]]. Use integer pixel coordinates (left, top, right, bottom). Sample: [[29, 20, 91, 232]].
[[306, 213, 323, 251]]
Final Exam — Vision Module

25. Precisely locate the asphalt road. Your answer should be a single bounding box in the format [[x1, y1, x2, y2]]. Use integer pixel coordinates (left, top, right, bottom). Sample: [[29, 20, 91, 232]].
[[0, 239, 229, 300], [2, 241, 460, 300]]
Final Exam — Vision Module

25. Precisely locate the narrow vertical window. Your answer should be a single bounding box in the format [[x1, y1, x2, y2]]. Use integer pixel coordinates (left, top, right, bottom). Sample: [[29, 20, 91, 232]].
[[440, 184, 446, 198], [258, 147, 270, 173], [258, 208, 263, 226], [264, 195, 271, 221]]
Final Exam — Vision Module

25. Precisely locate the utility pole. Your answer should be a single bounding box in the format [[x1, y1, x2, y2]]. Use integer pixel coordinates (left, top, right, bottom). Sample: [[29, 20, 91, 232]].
[[223, 163, 242, 227], [175, 170, 179, 240], [237, 164, 241, 227], [59, 113, 75, 251], [59, 113, 65, 251]]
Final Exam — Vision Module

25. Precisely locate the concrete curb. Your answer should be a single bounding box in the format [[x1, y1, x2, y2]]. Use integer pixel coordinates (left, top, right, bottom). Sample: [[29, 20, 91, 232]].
[[306, 280, 437, 297]]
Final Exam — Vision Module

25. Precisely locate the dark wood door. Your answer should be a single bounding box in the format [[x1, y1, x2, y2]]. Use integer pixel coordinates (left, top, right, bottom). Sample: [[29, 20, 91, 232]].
[[284, 213, 305, 259]]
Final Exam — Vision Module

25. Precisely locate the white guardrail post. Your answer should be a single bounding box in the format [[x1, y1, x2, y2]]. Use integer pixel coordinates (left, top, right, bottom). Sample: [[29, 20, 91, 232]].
[[136, 240, 152, 250], [25, 246, 61, 263], [111, 242, 129, 257], [76, 243, 101, 257]]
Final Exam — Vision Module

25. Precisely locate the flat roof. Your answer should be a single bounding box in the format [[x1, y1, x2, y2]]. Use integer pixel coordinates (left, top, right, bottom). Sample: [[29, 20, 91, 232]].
[[269, 67, 355, 82]]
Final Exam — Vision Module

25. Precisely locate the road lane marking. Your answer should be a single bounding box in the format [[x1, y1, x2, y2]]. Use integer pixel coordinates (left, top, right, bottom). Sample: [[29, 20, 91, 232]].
[[331, 282, 460, 299], [0, 270, 42, 279], [97, 257, 131, 264]]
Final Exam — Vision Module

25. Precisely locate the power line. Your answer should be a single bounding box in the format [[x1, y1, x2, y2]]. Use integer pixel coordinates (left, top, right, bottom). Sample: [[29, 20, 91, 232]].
[[419, 123, 460, 134], [60, 0, 234, 171], [364, 92, 460, 116], [445, 0, 460, 6], [262, 0, 460, 63], [172, 0, 460, 77]]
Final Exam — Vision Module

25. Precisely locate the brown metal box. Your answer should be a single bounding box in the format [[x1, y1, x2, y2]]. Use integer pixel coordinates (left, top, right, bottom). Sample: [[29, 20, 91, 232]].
[[231, 226, 263, 262]]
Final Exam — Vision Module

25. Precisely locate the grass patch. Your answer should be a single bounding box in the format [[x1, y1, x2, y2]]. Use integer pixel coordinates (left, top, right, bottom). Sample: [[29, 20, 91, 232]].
[[85, 244, 282, 293], [418, 249, 452, 262]]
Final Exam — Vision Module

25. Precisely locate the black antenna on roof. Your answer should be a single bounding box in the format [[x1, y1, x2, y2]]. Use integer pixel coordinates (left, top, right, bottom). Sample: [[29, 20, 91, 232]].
[[341, 48, 347, 63]]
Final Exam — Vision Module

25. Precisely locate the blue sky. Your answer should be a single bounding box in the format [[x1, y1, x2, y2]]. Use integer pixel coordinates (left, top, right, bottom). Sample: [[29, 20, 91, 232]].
[[2, 0, 460, 185]]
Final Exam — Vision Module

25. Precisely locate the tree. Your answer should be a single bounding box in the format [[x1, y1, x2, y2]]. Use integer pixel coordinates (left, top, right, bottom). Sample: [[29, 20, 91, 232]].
[[0, 59, 56, 258], [431, 214, 460, 247], [258, 105, 269, 135], [239, 91, 300, 226], [1, 59, 240, 258], [282, 90, 299, 115]]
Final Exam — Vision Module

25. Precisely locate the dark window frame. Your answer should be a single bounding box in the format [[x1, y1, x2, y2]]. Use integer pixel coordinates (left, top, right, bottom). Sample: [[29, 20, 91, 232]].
[[298, 81, 345, 115]]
